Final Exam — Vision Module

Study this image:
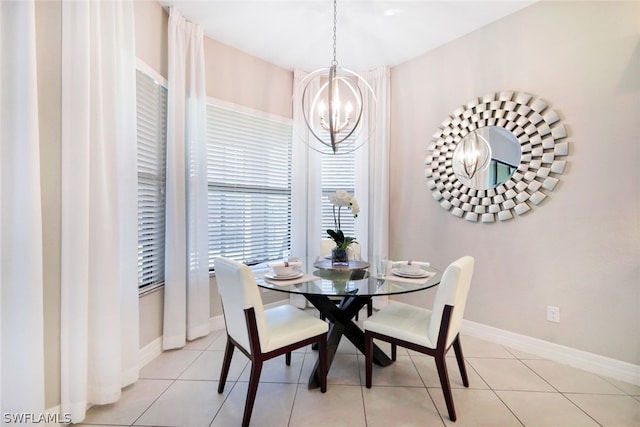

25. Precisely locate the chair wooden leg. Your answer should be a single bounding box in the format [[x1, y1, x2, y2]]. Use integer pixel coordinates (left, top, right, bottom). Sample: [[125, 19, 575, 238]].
[[285, 351, 291, 366], [218, 338, 234, 393], [435, 355, 456, 422], [391, 343, 397, 361], [452, 336, 469, 387], [365, 331, 373, 388], [367, 300, 373, 317], [318, 334, 328, 393], [242, 360, 263, 427]]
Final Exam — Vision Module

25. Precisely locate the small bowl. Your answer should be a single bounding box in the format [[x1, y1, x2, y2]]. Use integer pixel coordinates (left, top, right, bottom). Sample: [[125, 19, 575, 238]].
[[272, 265, 294, 276], [400, 263, 421, 274]]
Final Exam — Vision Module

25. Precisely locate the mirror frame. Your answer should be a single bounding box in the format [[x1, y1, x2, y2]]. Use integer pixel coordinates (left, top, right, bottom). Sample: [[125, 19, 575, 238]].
[[425, 91, 569, 222]]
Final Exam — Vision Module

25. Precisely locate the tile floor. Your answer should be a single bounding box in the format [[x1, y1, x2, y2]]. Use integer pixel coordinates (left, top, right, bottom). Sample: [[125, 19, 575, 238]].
[[78, 309, 640, 427]]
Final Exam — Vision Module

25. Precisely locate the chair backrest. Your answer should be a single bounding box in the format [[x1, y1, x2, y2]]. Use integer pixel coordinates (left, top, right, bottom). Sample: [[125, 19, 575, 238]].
[[214, 257, 268, 352], [428, 256, 474, 348], [320, 238, 361, 260]]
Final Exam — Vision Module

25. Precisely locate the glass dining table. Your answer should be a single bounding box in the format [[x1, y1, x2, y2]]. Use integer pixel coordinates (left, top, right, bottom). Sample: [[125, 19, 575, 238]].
[[254, 258, 442, 389]]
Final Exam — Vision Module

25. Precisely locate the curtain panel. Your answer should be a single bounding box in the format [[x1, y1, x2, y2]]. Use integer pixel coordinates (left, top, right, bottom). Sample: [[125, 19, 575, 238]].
[[162, 7, 210, 350], [59, 1, 139, 422], [363, 67, 391, 309], [0, 0, 46, 418]]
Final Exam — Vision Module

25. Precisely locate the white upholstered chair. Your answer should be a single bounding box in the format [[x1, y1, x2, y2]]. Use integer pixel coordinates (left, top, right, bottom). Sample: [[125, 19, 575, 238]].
[[364, 256, 475, 422], [214, 257, 329, 427]]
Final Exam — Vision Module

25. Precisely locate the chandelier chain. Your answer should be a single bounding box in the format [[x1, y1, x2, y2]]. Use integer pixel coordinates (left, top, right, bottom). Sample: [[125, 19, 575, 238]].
[[331, 0, 338, 66]]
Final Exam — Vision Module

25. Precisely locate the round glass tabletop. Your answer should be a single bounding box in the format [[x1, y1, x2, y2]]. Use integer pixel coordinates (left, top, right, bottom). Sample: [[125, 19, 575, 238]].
[[254, 259, 441, 297]]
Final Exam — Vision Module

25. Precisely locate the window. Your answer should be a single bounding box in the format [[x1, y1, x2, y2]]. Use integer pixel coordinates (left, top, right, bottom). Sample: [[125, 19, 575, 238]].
[[321, 151, 356, 237], [207, 102, 292, 268], [136, 68, 167, 290]]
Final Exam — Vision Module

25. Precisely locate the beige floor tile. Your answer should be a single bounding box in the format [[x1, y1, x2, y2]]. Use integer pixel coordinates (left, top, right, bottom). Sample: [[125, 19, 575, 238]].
[[430, 388, 521, 426], [133, 379, 224, 427], [496, 390, 600, 427], [523, 359, 626, 394], [78, 331, 640, 427], [183, 330, 224, 350], [467, 358, 555, 391], [565, 393, 640, 427], [363, 385, 444, 427], [211, 381, 298, 427], [503, 347, 545, 360], [359, 354, 425, 387], [139, 348, 201, 379], [179, 349, 248, 382], [412, 356, 489, 389], [289, 384, 366, 427], [237, 352, 304, 383], [82, 379, 173, 426], [206, 332, 229, 351]]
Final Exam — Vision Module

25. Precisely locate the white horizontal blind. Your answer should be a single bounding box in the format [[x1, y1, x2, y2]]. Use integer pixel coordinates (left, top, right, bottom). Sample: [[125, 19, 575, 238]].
[[136, 69, 167, 288], [207, 103, 292, 268], [321, 150, 356, 238]]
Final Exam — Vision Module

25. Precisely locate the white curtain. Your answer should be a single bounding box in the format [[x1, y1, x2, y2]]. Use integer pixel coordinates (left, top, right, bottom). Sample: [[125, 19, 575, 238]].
[[0, 0, 46, 418], [60, 1, 139, 422], [290, 69, 323, 308], [163, 7, 210, 349], [362, 67, 391, 309]]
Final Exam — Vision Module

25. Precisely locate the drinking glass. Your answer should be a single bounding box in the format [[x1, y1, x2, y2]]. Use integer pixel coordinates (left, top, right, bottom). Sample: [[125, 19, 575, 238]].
[[377, 256, 389, 278]]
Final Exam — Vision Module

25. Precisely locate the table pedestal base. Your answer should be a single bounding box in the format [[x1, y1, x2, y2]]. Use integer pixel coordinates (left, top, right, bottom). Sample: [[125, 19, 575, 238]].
[[304, 294, 392, 389]]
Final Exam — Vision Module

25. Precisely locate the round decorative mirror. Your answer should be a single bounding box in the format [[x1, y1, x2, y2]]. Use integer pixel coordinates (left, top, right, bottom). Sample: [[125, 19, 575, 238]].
[[425, 91, 569, 223]]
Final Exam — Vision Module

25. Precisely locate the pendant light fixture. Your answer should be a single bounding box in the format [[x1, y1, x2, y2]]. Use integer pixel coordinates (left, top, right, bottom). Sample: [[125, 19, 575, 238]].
[[297, 0, 376, 154]]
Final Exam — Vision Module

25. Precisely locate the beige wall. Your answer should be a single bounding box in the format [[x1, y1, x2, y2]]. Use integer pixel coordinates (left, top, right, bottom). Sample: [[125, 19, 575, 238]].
[[35, 0, 62, 410], [390, 1, 640, 365]]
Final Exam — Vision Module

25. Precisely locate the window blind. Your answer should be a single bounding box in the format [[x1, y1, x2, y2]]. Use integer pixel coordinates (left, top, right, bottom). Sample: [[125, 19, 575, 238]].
[[136, 70, 167, 289], [207, 103, 292, 268], [321, 150, 356, 237]]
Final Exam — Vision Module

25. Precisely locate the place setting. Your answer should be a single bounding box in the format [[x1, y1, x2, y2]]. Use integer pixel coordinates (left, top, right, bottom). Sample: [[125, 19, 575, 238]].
[[262, 259, 319, 286], [379, 260, 435, 284]]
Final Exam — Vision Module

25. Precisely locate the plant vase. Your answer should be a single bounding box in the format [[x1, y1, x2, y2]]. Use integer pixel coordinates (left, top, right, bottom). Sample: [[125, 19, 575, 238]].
[[331, 247, 349, 266]]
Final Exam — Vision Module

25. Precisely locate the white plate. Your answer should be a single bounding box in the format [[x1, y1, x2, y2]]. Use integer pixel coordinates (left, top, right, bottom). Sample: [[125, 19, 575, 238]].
[[391, 268, 431, 278], [264, 271, 304, 281]]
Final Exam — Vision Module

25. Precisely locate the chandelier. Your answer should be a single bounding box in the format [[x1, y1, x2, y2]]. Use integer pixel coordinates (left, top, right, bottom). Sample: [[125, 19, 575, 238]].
[[298, 0, 376, 154]]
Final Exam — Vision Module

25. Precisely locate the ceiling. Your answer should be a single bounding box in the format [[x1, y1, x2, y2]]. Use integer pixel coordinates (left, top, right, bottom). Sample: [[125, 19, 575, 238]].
[[158, 1, 536, 72]]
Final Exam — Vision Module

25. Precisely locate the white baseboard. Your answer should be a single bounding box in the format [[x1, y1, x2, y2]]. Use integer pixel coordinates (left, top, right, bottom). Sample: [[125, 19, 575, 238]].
[[462, 319, 640, 386], [209, 314, 225, 331], [138, 336, 163, 368]]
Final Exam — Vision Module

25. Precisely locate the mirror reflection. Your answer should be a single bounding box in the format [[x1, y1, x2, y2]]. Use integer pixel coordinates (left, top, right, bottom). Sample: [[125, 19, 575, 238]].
[[452, 126, 521, 190]]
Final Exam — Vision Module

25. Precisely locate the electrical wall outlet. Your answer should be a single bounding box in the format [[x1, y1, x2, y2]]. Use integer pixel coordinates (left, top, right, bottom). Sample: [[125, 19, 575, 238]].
[[547, 305, 560, 323]]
